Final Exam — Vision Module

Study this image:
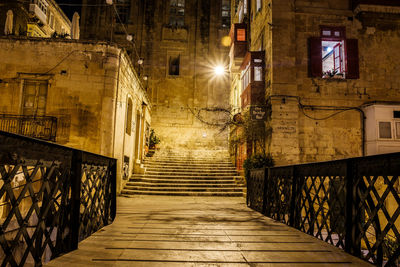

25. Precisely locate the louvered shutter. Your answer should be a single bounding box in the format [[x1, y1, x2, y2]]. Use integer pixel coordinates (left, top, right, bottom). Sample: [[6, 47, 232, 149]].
[[309, 37, 322, 77], [346, 39, 359, 79]]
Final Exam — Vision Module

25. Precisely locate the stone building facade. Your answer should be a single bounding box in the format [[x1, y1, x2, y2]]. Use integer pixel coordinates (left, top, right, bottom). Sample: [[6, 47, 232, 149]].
[[80, 0, 232, 155], [0, 0, 71, 37], [229, 0, 400, 167], [0, 37, 151, 192]]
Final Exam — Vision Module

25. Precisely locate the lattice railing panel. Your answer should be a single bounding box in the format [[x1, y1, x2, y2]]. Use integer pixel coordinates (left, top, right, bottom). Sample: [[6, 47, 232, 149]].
[[266, 167, 293, 225], [0, 134, 74, 266], [354, 156, 400, 266], [79, 163, 113, 241], [247, 169, 266, 213], [0, 131, 116, 266]]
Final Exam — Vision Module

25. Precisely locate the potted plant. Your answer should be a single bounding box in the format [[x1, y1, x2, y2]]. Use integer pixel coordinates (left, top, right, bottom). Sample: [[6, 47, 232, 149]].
[[147, 129, 160, 157]]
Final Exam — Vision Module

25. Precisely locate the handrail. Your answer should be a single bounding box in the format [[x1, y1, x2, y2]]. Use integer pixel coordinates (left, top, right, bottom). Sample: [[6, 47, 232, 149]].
[[248, 153, 400, 266], [0, 131, 116, 266]]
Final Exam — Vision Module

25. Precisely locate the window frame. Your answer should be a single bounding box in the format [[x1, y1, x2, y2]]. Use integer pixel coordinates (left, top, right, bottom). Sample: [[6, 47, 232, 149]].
[[378, 121, 393, 140], [168, 54, 181, 76], [21, 79, 48, 116], [169, 0, 185, 27], [126, 97, 133, 135], [221, 0, 231, 28], [309, 26, 359, 79]]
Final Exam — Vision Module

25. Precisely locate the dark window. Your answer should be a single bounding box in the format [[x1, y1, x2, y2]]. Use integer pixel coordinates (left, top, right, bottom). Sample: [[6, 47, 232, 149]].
[[169, 55, 180, 76], [394, 111, 400, 118], [221, 0, 231, 28], [116, 0, 130, 24], [22, 80, 48, 116], [379, 122, 392, 139], [126, 98, 133, 134], [170, 0, 185, 27], [309, 26, 359, 79]]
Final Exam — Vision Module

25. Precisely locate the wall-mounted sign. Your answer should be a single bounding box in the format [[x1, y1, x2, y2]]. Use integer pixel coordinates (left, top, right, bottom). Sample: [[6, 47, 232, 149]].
[[250, 106, 267, 121]]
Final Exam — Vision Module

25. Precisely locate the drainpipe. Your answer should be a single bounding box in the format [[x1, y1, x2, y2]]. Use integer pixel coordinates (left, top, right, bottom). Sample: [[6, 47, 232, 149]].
[[112, 50, 122, 158]]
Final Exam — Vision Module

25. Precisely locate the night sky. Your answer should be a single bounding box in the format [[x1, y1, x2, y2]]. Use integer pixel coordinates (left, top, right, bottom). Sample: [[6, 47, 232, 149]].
[[56, 0, 83, 20]]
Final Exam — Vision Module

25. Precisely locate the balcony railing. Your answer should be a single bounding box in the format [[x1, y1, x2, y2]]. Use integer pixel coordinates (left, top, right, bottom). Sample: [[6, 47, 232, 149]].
[[248, 154, 400, 266], [0, 131, 116, 266], [0, 114, 57, 142]]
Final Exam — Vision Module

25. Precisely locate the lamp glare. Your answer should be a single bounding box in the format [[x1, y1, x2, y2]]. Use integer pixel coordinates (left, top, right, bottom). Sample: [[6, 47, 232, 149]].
[[214, 66, 225, 76]]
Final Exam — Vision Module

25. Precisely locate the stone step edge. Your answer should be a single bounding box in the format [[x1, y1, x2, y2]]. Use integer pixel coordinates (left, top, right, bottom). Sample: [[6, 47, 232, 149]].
[[125, 183, 245, 188], [120, 191, 244, 196]]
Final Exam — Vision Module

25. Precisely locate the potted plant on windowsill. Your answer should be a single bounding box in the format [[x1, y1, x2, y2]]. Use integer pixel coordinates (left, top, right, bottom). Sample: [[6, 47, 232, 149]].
[[147, 129, 160, 157]]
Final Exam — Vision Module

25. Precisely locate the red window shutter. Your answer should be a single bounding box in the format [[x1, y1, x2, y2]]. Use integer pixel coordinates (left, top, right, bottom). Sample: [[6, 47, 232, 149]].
[[346, 39, 359, 79], [309, 37, 322, 77]]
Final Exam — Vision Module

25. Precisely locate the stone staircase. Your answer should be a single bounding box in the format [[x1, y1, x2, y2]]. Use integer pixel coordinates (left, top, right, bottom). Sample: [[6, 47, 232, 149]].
[[121, 153, 245, 197]]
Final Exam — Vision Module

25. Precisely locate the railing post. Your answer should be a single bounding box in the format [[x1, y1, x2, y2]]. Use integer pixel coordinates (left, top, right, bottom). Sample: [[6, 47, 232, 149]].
[[289, 166, 296, 228], [262, 167, 269, 214], [109, 159, 117, 222], [70, 150, 82, 251], [345, 159, 360, 256]]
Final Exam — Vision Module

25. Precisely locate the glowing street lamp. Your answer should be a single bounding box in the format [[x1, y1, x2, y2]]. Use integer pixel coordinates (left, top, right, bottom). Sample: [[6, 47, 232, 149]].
[[214, 65, 225, 76]]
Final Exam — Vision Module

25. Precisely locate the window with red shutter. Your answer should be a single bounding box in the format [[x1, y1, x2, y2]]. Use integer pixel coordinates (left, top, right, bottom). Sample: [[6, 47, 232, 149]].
[[309, 26, 359, 79]]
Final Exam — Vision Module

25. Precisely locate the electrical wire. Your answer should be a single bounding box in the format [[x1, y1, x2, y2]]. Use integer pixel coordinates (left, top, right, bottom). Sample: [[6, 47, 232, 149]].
[[55, 1, 142, 62], [299, 107, 353, 121], [43, 50, 80, 74]]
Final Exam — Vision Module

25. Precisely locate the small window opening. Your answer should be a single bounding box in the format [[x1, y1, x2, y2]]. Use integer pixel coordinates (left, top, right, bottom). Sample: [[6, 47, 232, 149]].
[[169, 55, 180, 76], [379, 122, 392, 139], [322, 40, 345, 78], [126, 98, 133, 134], [254, 66, 262, 81], [170, 0, 185, 27], [236, 29, 246, 41], [256, 0, 262, 12], [221, 0, 231, 28]]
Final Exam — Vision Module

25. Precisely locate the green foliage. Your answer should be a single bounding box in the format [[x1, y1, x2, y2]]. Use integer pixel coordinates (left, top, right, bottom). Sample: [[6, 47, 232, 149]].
[[243, 153, 274, 179], [149, 129, 160, 148], [384, 237, 400, 261]]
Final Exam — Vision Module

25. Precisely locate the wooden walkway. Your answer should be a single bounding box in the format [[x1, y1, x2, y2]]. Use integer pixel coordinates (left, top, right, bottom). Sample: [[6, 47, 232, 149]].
[[46, 196, 371, 266]]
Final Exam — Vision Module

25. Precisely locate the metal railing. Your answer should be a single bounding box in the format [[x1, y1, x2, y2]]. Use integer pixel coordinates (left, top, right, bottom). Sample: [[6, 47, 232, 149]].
[[0, 114, 57, 141], [0, 131, 116, 266], [247, 154, 400, 266]]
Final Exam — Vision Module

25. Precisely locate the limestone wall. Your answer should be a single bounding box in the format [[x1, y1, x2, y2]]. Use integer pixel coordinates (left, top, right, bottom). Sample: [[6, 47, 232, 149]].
[[0, 37, 150, 192], [265, 0, 400, 165]]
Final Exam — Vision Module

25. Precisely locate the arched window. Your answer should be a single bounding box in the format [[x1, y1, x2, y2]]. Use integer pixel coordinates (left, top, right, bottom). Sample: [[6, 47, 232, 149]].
[[126, 98, 133, 135]]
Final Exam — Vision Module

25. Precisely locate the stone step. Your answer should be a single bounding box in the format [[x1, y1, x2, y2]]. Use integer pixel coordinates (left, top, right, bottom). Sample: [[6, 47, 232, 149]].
[[132, 174, 237, 180], [121, 190, 244, 197], [146, 173, 237, 176], [123, 186, 244, 192], [129, 177, 242, 184], [122, 151, 243, 197], [126, 182, 244, 188], [144, 161, 233, 165], [147, 156, 229, 160], [144, 163, 234, 168], [145, 168, 237, 173]]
